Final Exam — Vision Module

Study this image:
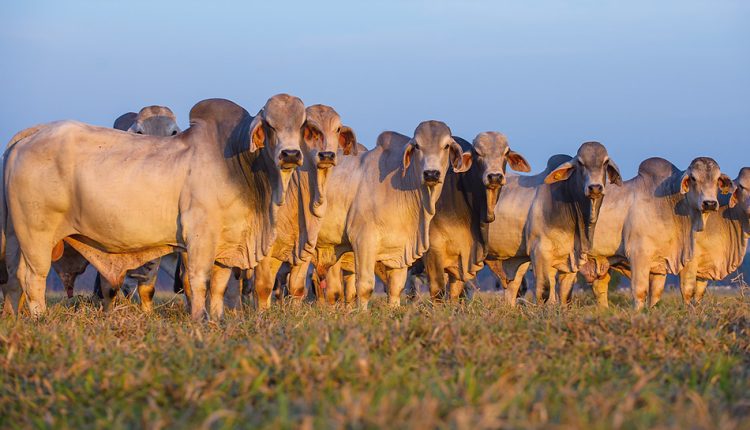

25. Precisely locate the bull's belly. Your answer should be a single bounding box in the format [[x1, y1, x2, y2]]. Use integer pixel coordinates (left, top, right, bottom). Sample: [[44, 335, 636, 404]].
[[72, 213, 180, 253]]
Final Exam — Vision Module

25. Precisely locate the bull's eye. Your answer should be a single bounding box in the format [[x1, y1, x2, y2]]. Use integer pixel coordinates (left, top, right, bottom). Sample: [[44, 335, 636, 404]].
[[136, 131, 143, 135], [444, 144, 449, 150], [690, 175, 696, 182], [171, 130, 177, 136], [336, 127, 341, 133], [414, 143, 420, 150]]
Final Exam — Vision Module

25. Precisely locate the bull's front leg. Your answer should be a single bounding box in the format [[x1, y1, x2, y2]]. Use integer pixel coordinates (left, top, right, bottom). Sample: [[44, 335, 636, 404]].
[[385, 267, 408, 306], [557, 272, 577, 305], [287, 261, 310, 303], [352, 237, 376, 311], [323, 260, 345, 304], [184, 248, 216, 321], [208, 264, 232, 320], [253, 257, 281, 310], [423, 250, 446, 302], [694, 279, 709, 303], [98, 276, 121, 312], [649, 273, 666, 307], [531, 252, 557, 305], [591, 272, 610, 309], [447, 276, 465, 302], [343, 270, 357, 305], [678, 259, 698, 305], [629, 256, 651, 311]]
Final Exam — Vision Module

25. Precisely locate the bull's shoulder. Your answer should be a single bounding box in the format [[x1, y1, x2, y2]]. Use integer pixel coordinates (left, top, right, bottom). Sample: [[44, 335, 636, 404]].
[[113, 112, 138, 131], [636, 157, 679, 181]]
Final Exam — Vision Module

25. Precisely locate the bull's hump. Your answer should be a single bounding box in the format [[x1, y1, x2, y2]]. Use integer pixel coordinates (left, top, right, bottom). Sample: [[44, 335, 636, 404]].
[[637, 157, 679, 180], [189, 98, 248, 125], [375, 131, 410, 152], [545, 154, 572, 173]]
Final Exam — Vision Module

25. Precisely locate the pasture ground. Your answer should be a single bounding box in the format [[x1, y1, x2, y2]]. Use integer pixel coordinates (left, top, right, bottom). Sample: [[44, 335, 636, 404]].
[[1, 291, 749, 429]]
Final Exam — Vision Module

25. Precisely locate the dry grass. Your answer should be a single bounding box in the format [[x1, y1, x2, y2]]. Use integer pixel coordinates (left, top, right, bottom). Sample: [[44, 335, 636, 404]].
[[1, 291, 749, 430]]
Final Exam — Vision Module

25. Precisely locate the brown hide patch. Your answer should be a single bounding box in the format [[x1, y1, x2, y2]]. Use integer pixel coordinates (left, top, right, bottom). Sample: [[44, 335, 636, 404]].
[[63, 237, 175, 286]]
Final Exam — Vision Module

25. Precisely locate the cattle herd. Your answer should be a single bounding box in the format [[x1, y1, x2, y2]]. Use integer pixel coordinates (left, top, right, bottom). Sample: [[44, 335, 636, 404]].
[[1, 94, 748, 321]]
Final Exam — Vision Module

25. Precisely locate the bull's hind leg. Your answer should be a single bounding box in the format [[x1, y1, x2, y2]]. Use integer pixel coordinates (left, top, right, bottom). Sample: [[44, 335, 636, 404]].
[[649, 273, 666, 307], [2, 237, 23, 316], [532, 261, 558, 305], [16, 251, 51, 317], [208, 264, 232, 320], [386, 267, 408, 306]]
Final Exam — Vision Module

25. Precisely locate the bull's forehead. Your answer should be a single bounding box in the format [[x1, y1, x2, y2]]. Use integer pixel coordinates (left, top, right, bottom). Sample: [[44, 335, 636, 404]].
[[736, 167, 750, 188], [142, 116, 177, 131], [263, 94, 306, 129], [576, 141, 608, 166], [306, 104, 341, 131], [138, 105, 176, 121], [473, 132, 509, 156], [414, 120, 451, 147], [688, 157, 721, 180]]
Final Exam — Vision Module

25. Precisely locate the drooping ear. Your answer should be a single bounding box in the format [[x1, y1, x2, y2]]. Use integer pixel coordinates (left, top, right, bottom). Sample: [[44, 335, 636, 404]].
[[718, 173, 733, 194], [680, 172, 690, 194], [450, 140, 472, 173], [729, 186, 739, 208], [249, 116, 265, 152], [402, 140, 415, 175], [606, 159, 623, 186], [303, 120, 324, 149], [339, 126, 358, 155], [544, 160, 576, 184], [507, 150, 531, 172]]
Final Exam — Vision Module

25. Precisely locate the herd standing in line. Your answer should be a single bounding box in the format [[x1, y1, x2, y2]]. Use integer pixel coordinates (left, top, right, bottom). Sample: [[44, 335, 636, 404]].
[[1, 94, 747, 320]]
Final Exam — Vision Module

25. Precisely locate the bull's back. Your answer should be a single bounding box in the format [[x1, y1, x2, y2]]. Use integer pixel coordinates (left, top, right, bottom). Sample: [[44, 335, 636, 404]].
[[7, 122, 192, 250]]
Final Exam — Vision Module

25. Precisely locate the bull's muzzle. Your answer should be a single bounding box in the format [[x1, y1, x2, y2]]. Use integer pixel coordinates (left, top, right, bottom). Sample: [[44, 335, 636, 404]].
[[587, 184, 604, 198], [423, 170, 441, 186], [486, 173, 505, 189], [279, 149, 303, 169], [317, 151, 336, 169], [701, 200, 718, 212]]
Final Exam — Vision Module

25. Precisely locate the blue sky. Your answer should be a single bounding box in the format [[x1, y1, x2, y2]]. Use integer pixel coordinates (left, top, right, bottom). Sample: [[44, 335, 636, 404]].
[[1, 0, 748, 178]]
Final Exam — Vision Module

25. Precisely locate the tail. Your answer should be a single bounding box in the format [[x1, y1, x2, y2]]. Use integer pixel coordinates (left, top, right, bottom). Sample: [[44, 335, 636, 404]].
[[173, 256, 184, 294], [1, 124, 46, 282]]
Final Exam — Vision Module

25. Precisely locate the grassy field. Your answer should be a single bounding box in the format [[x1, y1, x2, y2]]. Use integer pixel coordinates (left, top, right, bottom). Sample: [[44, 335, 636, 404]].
[[1, 291, 749, 429]]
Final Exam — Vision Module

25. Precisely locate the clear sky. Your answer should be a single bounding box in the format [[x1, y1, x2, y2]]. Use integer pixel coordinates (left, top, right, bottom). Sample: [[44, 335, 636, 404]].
[[1, 0, 748, 178]]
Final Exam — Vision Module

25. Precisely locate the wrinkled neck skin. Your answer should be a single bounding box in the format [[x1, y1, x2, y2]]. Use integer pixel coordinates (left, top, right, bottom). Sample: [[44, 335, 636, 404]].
[[661, 176, 700, 270], [223, 120, 280, 270], [562, 173, 601, 257], [400, 162, 444, 267], [457, 163, 495, 271], [295, 165, 326, 263]]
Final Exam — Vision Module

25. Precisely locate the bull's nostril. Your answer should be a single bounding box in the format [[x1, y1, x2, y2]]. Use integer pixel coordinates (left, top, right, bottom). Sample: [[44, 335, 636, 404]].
[[423, 170, 440, 183], [702, 200, 718, 211], [280, 149, 301, 160], [487, 173, 504, 185], [588, 184, 604, 195], [319, 151, 336, 162]]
